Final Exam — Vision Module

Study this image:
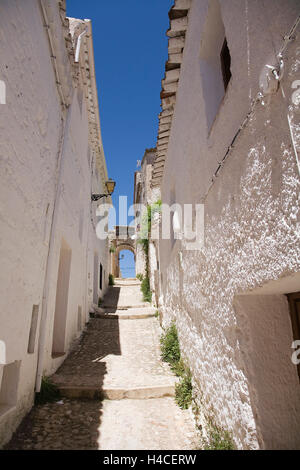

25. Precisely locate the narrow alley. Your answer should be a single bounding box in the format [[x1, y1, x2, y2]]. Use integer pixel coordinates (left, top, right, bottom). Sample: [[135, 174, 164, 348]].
[[5, 280, 197, 450], [1, 0, 300, 453]]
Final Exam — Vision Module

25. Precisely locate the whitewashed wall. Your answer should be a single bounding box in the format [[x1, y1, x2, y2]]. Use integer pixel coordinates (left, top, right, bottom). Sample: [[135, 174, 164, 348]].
[[159, 0, 300, 449], [0, 0, 108, 447]]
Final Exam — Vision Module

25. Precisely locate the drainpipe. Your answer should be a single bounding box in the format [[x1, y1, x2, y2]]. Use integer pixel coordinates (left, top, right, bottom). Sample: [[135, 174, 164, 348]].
[[75, 27, 88, 63], [35, 97, 74, 392], [39, 0, 66, 108], [35, 0, 74, 392]]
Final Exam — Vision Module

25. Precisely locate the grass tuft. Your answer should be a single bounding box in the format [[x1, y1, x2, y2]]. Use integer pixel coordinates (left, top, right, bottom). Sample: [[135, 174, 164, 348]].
[[160, 323, 181, 366], [35, 377, 61, 405], [141, 276, 152, 303], [203, 424, 235, 450], [175, 368, 193, 409], [160, 323, 193, 409]]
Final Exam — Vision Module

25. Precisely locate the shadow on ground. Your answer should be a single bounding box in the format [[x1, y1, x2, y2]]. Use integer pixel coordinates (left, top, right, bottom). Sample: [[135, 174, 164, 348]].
[[102, 285, 122, 312], [4, 288, 122, 450]]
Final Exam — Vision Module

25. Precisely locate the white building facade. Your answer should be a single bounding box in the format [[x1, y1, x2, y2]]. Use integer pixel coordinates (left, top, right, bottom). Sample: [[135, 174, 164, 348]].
[[134, 149, 157, 279], [0, 0, 110, 447], [154, 0, 300, 449]]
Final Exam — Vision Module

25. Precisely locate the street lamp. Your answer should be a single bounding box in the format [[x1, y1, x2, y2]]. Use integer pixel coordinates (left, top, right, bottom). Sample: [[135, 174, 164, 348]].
[[91, 179, 116, 202]]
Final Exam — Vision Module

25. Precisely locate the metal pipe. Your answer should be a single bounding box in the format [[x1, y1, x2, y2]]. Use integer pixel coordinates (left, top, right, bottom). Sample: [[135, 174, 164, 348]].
[[35, 95, 74, 392], [39, 0, 66, 108], [75, 27, 88, 63]]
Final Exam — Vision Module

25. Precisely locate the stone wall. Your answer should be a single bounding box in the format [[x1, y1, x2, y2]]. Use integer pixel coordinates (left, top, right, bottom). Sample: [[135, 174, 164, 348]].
[[134, 149, 157, 280], [158, 0, 300, 449], [0, 0, 109, 447]]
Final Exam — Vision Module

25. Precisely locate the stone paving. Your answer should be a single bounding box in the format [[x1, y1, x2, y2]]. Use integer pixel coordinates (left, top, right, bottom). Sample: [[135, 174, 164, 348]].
[[5, 279, 198, 450]]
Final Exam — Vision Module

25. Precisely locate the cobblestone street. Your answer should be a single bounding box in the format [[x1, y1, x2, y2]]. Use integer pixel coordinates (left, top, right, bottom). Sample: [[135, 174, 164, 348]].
[[5, 280, 198, 450]]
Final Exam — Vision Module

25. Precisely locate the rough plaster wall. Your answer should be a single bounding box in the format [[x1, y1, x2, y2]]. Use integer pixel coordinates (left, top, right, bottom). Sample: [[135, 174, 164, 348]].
[[0, 0, 63, 446], [234, 294, 300, 449], [159, 0, 300, 450], [0, 0, 109, 446], [149, 187, 161, 295], [42, 92, 91, 375], [43, 91, 109, 376], [135, 244, 146, 278], [134, 150, 160, 280], [149, 241, 157, 293]]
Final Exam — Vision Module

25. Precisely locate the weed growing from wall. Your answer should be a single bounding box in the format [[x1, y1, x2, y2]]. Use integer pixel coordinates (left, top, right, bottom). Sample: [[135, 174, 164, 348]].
[[175, 368, 193, 410], [192, 386, 235, 450], [137, 201, 161, 302], [203, 422, 235, 450], [141, 276, 152, 302], [160, 322, 193, 409], [35, 377, 61, 405], [160, 323, 180, 366]]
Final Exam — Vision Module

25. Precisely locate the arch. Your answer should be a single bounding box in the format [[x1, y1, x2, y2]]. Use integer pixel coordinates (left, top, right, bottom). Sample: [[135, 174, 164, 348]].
[[117, 248, 136, 279], [116, 243, 135, 256], [109, 226, 136, 278], [113, 244, 136, 278]]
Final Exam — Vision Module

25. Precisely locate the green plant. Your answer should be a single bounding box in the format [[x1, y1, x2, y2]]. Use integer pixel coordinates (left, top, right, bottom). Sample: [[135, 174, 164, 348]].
[[141, 276, 152, 303], [98, 297, 103, 307], [137, 202, 161, 304], [109, 274, 115, 286], [109, 244, 116, 253], [160, 323, 194, 410], [203, 424, 235, 450], [175, 368, 193, 409], [154, 310, 159, 318], [35, 377, 61, 405], [136, 273, 144, 281], [172, 358, 186, 377], [160, 323, 181, 367]]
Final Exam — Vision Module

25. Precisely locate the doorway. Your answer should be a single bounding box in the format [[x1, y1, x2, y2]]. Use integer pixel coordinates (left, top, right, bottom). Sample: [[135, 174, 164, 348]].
[[52, 239, 72, 357], [93, 253, 99, 305]]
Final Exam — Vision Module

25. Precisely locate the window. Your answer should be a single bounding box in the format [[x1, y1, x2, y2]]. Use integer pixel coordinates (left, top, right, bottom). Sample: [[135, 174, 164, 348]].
[[77, 306, 82, 332], [52, 239, 72, 357], [99, 263, 103, 290], [220, 38, 231, 90], [199, 0, 232, 130], [93, 253, 99, 305], [28, 305, 39, 354], [287, 292, 300, 380]]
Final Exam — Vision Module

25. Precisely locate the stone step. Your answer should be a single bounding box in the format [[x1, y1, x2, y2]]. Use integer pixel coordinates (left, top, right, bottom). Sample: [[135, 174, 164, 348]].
[[56, 384, 175, 401], [51, 317, 176, 402], [114, 279, 141, 286], [101, 304, 151, 310], [98, 397, 197, 450], [94, 306, 157, 320], [96, 313, 156, 320]]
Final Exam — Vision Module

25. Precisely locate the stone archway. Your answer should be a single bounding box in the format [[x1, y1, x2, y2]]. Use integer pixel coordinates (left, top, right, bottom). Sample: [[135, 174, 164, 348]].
[[109, 226, 136, 278]]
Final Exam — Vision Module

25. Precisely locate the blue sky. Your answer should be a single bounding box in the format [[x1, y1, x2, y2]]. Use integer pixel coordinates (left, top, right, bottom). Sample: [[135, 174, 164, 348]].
[[67, 0, 173, 277]]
